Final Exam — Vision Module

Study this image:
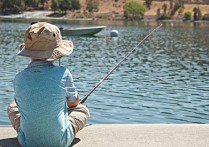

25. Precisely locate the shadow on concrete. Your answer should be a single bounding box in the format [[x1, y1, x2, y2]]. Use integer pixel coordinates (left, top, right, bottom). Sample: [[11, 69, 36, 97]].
[[0, 137, 80, 147], [0, 137, 21, 147], [71, 137, 80, 146]]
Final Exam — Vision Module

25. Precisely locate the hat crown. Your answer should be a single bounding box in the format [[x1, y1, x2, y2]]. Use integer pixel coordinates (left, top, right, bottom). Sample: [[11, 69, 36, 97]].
[[18, 22, 73, 61], [24, 22, 62, 51]]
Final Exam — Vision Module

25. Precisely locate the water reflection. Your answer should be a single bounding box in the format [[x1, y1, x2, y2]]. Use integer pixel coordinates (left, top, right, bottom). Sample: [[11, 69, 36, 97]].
[[0, 21, 208, 125]]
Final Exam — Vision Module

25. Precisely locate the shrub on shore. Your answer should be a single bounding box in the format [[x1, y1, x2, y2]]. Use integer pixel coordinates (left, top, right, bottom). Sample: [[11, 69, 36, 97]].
[[157, 3, 171, 20], [184, 11, 192, 20], [123, 1, 146, 20]]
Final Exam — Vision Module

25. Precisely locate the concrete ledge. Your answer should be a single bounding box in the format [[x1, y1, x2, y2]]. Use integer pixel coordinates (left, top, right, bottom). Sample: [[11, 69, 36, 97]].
[[1, 124, 209, 147]]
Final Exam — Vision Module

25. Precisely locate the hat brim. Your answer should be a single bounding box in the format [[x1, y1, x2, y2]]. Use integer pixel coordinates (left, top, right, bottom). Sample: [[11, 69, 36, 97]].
[[17, 40, 73, 61]]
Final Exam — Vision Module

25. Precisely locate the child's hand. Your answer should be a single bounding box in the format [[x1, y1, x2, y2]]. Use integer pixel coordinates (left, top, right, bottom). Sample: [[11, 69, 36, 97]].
[[82, 104, 87, 107]]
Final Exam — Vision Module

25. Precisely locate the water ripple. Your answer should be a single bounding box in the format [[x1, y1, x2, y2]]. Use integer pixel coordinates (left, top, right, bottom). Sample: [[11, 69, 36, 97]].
[[0, 21, 209, 124]]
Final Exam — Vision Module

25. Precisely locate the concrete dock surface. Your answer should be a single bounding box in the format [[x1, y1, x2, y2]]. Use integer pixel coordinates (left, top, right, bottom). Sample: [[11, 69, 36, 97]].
[[0, 124, 209, 147]]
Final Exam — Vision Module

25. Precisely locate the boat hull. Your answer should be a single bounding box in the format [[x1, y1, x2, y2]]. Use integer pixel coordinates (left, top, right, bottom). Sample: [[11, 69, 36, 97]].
[[61, 26, 106, 36]]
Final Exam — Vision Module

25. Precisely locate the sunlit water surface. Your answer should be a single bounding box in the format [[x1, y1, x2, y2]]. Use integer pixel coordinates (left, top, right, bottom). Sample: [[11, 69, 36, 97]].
[[0, 21, 208, 125]]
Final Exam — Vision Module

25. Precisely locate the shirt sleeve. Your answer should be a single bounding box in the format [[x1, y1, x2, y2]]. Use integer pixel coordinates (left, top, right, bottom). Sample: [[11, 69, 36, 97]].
[[65, 71, 78, 102]]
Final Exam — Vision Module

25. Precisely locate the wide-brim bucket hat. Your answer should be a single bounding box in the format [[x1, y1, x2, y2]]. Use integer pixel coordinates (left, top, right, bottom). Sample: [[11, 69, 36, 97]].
[[18, 22, 73, 61]]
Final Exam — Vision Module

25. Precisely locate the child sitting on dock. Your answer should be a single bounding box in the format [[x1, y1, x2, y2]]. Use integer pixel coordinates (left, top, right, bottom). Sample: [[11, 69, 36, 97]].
[[7, 22, 90, 147]]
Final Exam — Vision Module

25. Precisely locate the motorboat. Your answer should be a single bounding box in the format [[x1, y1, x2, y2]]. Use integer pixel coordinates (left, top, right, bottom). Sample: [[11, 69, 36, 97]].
[[60, 26, 106, 36]]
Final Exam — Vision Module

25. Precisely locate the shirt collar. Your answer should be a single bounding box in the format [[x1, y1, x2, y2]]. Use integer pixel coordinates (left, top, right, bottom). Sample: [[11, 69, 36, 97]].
[[27, 60, 54, 68]]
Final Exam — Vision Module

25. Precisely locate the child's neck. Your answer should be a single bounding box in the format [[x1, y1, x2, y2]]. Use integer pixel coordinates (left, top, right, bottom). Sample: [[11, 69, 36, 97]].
[[31, 58, 46, 61]]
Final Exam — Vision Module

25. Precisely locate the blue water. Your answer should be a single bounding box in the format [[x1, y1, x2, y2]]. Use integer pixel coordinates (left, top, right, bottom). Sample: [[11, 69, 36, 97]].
[[0, 20, 209, 125]]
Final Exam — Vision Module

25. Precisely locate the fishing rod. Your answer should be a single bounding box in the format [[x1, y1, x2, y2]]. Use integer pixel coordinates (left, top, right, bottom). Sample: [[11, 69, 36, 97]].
[[80, 24, 163, 104]]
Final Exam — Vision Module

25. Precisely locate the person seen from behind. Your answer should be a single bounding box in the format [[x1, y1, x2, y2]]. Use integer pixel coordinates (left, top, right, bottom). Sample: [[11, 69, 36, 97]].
[[7, 22, 90, 147]]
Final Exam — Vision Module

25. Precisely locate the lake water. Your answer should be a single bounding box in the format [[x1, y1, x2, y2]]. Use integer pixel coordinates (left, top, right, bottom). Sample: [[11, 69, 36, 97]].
[[0, 20, 209, 125]]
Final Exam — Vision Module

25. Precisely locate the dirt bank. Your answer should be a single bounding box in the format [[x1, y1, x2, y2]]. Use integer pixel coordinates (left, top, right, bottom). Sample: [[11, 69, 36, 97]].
[[66, 0, 209, 21], [1, 0, 209, 21]]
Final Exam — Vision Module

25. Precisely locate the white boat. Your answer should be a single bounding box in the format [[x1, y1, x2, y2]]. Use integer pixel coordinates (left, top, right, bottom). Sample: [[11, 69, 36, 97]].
[[60, 26, 106, 36]]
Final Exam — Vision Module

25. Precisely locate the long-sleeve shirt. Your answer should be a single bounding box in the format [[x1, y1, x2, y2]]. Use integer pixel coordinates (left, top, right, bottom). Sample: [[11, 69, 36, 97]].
[[14, 60, 77, 147]]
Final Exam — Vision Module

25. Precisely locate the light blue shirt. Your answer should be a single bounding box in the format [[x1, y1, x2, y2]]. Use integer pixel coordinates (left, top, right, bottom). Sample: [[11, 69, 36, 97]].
[[14, 61, 77, 147]]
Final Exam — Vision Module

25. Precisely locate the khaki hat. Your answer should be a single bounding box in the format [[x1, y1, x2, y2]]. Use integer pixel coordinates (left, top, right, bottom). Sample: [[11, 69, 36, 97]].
[[18, 22, 73, 61]]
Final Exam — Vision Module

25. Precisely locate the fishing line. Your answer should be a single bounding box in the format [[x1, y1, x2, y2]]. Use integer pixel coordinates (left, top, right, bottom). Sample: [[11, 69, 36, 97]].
[[80, 24, 163, 104]]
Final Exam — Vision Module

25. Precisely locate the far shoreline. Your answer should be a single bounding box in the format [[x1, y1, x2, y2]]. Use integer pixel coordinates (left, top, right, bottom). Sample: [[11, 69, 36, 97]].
[[1, 11, 209, 27]]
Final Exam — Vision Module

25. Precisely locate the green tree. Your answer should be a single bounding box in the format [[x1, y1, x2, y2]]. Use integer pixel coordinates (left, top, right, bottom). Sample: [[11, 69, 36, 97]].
[[40, 0, 48, 5], [144, 0, 152, 9], [27, 0, 40, 8], [174, 0, 185, 9], [39, 0, 48, 9], [157, 8, 161, 17], [16, 0, 25, 11], [2, 0, 10, 12], [33, 0, 40, 7], [23, 0, 30, 7], [170, 0, 185, 16], [184, 11, 191, 20], [22, 0, 40, 8], [193, 7, 202, 20], [162, 3, 167, 15], [60, 0, 72, 12], [157, 3, 171, 20], [51, 0, 80, 13], [51, 0, 61, 12], [71, 0, 80, 10], [2, 0, 25, 14], [124, 0, 146, 20]]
